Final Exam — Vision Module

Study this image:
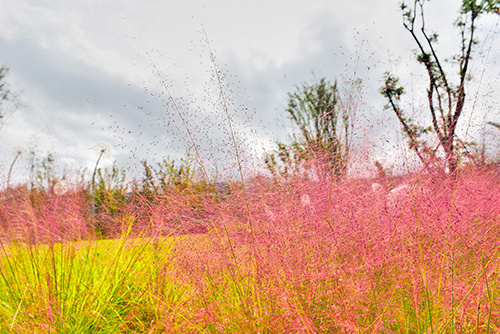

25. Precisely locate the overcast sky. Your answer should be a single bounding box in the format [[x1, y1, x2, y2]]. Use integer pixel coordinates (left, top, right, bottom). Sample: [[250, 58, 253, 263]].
[[0, 0, 499, 184]]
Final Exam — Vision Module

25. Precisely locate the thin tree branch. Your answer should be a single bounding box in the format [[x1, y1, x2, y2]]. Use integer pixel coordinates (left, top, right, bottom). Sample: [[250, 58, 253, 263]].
[[418, 0, 454, 115]]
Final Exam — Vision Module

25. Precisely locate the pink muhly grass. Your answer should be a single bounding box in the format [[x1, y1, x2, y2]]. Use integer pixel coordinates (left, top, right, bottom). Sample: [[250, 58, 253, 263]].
[[206, 167, 500, 331], [1, 164, 500, 331], [0, 183, 89, 245]]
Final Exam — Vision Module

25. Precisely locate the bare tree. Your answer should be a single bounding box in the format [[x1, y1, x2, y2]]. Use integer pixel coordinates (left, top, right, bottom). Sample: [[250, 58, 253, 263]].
[[380, 0, 500, 175]]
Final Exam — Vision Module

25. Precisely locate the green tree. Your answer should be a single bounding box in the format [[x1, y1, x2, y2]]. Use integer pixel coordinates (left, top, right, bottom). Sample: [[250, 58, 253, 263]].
[[380, 0, 500, 175], [266, 76, 361, 179]]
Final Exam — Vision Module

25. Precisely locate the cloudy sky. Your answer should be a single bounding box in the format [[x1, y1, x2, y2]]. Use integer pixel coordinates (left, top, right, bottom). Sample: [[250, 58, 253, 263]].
[[0, 0, 499, 184]]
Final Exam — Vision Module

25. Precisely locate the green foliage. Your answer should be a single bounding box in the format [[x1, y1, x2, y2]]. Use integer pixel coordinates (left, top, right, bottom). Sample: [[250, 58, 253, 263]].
[[141, 155, 196, 193], [267, 76, 361, 179], [460, 0, 500, 16], [138, 153, 215, 197], [380, 73, 404, 101], [92, 166, 129, 237], [132, 155, 223, 233], [286, 77, 340, 144], [94, 166, 128, 211]]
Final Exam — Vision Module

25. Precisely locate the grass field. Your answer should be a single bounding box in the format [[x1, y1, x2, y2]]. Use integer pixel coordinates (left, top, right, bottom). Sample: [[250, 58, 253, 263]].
[[1, 168, 500, 333]]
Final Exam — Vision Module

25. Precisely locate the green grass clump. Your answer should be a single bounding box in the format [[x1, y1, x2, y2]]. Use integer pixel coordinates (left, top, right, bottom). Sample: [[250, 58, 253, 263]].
[[0, 236, 194, 333]]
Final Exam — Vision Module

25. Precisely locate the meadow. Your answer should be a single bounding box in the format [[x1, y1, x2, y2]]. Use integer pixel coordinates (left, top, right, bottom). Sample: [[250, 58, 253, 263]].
[[2, 0, 500, 331], [0, 165, 499, 333]]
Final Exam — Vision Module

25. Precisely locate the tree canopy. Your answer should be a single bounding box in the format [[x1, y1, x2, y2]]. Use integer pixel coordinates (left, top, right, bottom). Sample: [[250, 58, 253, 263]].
[[266, 76, 361, 180]]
